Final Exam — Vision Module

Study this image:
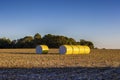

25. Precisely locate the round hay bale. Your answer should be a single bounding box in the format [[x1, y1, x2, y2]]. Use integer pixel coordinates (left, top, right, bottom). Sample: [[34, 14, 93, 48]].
[[84, 46, 90, 54], [36, 45, 49, 54], [59, 45, 73, 54], [71, 45, 79, 54], [76, 45, 85, 54], [76, 45, 90, 54]]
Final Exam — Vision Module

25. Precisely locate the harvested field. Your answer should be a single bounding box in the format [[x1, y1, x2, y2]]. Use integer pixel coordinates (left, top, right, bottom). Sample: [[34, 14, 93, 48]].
[[0, 49, 120, 80]]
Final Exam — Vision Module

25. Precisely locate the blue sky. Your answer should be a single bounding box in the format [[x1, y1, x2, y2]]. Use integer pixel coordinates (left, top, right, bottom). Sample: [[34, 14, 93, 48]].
[[0, 0, 120, 49]]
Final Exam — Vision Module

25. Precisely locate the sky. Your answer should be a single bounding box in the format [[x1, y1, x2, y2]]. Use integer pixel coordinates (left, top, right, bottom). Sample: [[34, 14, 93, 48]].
[[0, 0, 120, 49]]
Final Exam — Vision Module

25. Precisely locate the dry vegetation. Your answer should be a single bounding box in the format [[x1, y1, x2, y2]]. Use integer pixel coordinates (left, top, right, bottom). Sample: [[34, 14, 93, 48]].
[[0, 49, 120, 68], [0, 49, 120, 80]]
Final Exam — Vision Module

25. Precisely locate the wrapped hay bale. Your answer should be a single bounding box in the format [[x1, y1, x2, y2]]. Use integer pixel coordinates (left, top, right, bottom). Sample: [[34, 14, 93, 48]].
[[76, 45, 85, 54], [59, 45, 90, 54], [77, 45, 90, 54], [36, 45, 49, 54], [59, 45, 73, 54], [84, 46, 90, 54], [71, 45, 79, 54]]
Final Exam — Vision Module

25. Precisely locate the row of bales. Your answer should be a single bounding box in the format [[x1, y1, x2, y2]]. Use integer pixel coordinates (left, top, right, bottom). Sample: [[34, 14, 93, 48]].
[[36, 45, 90, 54]]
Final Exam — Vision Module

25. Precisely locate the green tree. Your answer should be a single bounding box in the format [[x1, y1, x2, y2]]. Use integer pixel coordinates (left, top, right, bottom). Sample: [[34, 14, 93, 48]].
[[79, 39, 94, 49], [41, 34, 54, 47], [11, 40, 17, 48], [41, 34, 77, 48], [67, 38, 76, 45], [16, 36, 34, 48], [33, 33, 41, 46], [0, 33, 95, 48], [34, 33, 41, 40], [0, 38, 11, 48]]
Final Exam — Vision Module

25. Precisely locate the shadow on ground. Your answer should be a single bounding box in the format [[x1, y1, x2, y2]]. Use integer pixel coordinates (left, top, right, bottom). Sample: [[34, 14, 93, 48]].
[[0, 52, 59, 55], [0, 67, 120, 80]]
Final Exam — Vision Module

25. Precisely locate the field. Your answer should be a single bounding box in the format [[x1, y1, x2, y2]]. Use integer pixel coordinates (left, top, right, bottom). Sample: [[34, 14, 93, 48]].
[[0, 49, 120, 80]]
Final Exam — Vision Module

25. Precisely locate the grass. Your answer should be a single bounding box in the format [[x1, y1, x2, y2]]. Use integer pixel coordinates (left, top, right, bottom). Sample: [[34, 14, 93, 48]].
[[0, 49, 120, 68]]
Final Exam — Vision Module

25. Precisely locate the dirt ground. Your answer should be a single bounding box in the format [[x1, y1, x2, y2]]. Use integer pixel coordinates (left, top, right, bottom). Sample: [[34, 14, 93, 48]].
[[0, 49, 120, 80]]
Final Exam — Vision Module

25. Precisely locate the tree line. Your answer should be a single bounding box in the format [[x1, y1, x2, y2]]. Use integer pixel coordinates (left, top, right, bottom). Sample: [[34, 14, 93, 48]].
[[0, 33, 94, 49]]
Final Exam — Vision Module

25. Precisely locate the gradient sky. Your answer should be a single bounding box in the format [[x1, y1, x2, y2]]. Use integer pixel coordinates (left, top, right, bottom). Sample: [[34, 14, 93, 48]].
[[0, 0, 120, 49]]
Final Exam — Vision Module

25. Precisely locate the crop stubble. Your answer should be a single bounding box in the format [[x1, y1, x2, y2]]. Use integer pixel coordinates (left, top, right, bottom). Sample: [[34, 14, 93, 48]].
[[0, 49, 120, 80], [0, 49, 119, 68]]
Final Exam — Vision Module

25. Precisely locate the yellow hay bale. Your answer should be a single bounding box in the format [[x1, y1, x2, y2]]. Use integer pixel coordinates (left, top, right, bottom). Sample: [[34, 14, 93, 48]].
[[76, 45, 85, 54], [71, 45, 79, 54], [59, 45, 73, 54], [59, 45, 90, 54], [36, 45, 49, 54], [84, 46, 90, 54]]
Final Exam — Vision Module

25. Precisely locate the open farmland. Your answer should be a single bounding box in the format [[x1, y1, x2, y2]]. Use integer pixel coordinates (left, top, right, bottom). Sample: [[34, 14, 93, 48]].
[[0, 49, 120, 80]]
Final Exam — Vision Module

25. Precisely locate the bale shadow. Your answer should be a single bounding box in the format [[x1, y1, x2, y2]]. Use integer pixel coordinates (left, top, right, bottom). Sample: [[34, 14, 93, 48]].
[[0, 52, 36, 55], [0, 67, 120, 80], [0, 52, 59, 55]]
